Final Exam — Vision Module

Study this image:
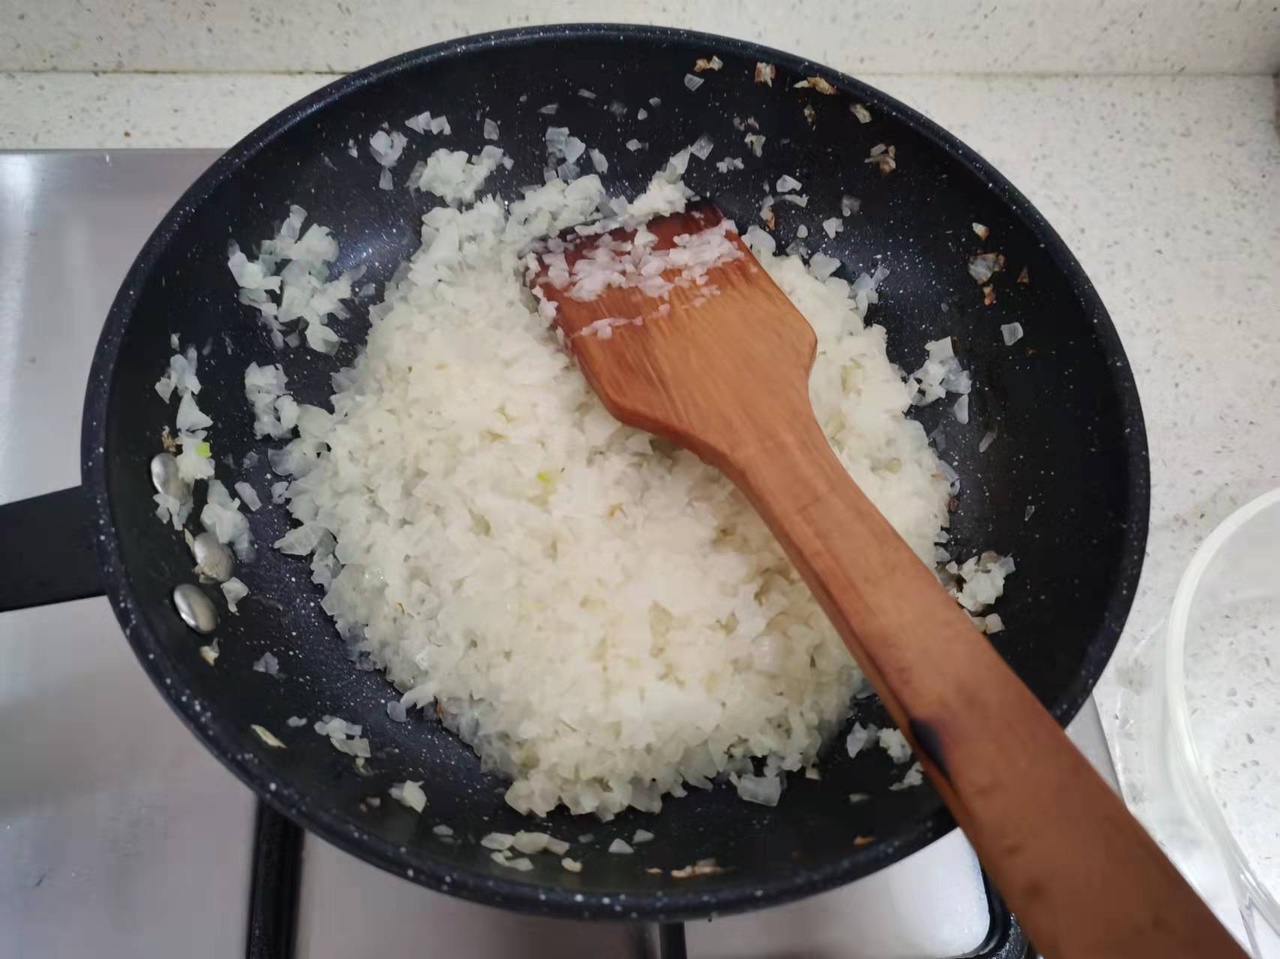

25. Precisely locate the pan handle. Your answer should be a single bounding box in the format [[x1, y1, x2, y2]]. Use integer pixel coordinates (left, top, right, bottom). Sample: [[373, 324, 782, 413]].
[[0, 487, 105, 612]]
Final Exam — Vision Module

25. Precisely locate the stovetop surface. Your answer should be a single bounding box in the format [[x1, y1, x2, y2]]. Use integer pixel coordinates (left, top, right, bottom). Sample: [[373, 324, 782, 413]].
[[0, 150, 1118, 959]]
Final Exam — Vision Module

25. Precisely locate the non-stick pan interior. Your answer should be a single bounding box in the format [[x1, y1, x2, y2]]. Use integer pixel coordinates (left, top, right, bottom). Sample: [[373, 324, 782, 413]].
[[87, 25, 1147, 919]]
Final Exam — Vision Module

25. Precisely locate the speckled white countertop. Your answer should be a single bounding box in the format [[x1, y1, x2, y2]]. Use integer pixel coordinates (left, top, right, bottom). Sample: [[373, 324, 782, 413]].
[[1, 0, 1279, 935], [6, 0, 1280, 75]]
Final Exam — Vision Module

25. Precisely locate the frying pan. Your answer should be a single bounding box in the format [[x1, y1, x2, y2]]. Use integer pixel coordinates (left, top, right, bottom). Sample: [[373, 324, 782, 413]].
[[0, 24, 1148, 923]]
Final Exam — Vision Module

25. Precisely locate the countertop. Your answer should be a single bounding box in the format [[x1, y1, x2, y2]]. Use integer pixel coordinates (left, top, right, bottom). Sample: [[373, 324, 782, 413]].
[[1, 53, 1278, 938], [5, 1, 1279, 75]]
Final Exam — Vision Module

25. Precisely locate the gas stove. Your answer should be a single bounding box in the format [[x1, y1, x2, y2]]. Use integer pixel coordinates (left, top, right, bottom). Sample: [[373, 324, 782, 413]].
[[0, 151, 1119, 959]]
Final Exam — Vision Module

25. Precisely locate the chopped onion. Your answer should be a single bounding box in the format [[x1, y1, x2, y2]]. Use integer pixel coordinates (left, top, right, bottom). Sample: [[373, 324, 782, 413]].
[[511, 831, 553, 854], [389, 781, 426, 812], [481, 832, 515, 851], [845, 722, 878, 758], [794, 76, 836, 94], [369, 130, 408, 167], [938, 459, 961, 495], [865, 143, 897, 174], [222, 576, 249, 613], [878, 728, 912, 763], [743, 225, 776, 256], [671, 858, 724, 878], [234, 481, 262, 511], [759, 195, 775, 226], [251, 725, 285, 748], [968, 252, 1004, 284], [808, 252, 841, 281], [176, 391, 213, 432], [734, 773, 782, 806], [491, 852, 534, 871], [889, 762, 924, 791]]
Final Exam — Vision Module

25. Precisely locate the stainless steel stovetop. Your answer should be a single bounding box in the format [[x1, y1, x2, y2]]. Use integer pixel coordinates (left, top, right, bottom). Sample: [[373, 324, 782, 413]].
[[0, 151, 1120, 959]]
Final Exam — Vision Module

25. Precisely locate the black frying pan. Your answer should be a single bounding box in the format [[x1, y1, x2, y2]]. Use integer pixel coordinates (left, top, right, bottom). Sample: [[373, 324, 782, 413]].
[[0, 25, 1148, 922]]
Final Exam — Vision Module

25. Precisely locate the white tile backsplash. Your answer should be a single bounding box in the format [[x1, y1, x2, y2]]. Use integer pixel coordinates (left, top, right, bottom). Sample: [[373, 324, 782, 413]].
[[3, 0, 1278, 76]]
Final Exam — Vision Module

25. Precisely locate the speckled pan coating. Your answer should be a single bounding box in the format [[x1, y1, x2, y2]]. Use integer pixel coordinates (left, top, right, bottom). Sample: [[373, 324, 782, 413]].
[[81, 24, 1149, 921]]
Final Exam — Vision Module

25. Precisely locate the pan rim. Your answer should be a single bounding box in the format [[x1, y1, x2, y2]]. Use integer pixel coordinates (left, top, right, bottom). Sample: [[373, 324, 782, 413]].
[[81, 21, 1150, 921]]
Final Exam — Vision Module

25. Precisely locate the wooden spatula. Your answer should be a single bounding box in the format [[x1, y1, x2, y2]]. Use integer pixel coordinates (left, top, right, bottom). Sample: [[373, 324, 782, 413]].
[[531, 205, 1245, 959]]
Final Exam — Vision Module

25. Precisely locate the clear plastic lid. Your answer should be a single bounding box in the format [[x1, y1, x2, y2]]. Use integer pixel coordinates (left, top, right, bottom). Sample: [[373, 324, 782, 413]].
[[1166, 489, 1280, 956]]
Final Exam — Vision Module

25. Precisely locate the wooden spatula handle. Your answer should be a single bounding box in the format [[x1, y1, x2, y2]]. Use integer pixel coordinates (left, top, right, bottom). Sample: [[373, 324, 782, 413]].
[[720, 405, 1245, 959]]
